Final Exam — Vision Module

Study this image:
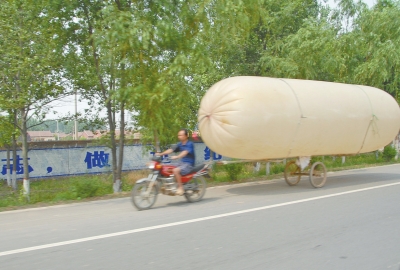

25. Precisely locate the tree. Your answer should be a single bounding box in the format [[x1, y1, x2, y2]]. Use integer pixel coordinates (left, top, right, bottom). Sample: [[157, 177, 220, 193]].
[[0, 0, 70, 197], [100, 0, 266, 146], [254, 0, 400, 105], [349, 0, 400, 100], [0, 114, 16, 188], [50, 0, 133, 192], [52, 0, 266, 192]]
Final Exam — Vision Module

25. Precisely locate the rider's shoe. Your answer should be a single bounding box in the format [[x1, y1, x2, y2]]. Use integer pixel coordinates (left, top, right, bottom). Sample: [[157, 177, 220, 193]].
[[176, 188, 184, 196]]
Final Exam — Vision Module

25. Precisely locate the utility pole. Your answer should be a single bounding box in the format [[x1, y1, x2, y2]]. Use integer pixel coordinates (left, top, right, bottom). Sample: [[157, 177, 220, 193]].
[[74, 89, 78, 140], [56, 120, 59, 141]]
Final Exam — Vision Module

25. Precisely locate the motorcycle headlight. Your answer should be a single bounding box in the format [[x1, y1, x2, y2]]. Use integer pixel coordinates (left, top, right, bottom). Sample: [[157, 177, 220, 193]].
[[147, 162, 155, 169]]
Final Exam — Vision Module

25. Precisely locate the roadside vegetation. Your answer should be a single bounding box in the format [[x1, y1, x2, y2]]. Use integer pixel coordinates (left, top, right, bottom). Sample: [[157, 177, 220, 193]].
[[1, 147, 399, 211], [213, 147, 399, 183]]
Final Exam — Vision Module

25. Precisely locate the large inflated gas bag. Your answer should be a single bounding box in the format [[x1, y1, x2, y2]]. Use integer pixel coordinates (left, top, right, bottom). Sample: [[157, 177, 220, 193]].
[[198, 76, 400, 160]]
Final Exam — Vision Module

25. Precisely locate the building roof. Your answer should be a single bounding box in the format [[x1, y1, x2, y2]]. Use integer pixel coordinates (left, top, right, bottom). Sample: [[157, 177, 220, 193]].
[[27, 131, 54, 137], [93, 130, 138, 138], [78, 130, 95, 138], [56, 132, 70, 138]]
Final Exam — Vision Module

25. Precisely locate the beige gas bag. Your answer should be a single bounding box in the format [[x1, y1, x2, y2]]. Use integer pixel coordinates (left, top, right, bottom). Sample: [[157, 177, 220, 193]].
[[198, 76, 400, 160]]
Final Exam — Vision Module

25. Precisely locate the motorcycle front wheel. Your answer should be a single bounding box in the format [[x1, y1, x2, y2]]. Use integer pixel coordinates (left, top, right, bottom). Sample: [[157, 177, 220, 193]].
[[131, 182, 158, 210], [184, 176, 207, 203]]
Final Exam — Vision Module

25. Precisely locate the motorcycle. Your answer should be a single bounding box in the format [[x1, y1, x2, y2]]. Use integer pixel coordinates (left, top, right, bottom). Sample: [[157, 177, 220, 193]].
[[131, 155, 211, 210]]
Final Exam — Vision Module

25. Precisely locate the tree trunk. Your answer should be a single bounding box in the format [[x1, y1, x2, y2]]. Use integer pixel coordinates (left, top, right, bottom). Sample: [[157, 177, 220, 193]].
[[153, 129, 161, 152], [83, 0, 116, 187], [6, 146, 11, 187], [12, 113, 17, 191], [106, 100, 118, 184], [21, 109, 30, 199], [114, 104, 125, 193]]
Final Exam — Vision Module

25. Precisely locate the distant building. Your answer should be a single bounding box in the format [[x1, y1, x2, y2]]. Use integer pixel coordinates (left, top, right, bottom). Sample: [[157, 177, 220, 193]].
[[57, 132, 71, 140], [27, 131, 55, 142], [93, 130, 106, 139], [115, 130, 139, 139], [77, 130, 95, 140], [93, 130, 141, 140]]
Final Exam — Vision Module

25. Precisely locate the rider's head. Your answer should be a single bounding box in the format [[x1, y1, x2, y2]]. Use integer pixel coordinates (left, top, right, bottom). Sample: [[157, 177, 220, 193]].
[[177, 129, 189, 142]]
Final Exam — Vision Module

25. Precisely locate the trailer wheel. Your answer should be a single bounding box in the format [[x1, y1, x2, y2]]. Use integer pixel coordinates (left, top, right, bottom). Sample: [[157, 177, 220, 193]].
[[309, 162, 327, 188], [284, 161, 301, 186]]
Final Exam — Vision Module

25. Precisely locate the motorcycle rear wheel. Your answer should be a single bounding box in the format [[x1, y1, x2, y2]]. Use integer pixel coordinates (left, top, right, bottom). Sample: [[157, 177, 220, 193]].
[[131, 182, 158, 210], [184, 176, 207, 203]]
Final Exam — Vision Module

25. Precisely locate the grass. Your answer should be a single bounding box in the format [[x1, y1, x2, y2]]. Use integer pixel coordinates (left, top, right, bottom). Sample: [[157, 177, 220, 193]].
[[1, 152, 399, 211], [0, 169, 149, 210]]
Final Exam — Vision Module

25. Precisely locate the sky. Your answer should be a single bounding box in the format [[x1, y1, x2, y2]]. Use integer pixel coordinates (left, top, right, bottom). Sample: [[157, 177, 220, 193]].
[[327, 0, 376, 8], [48, 94, 96, 119], [48, 0, 377, 120]]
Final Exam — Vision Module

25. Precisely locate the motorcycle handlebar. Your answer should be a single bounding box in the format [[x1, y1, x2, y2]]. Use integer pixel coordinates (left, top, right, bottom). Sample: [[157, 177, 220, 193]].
[[151, 156, 163, 162]]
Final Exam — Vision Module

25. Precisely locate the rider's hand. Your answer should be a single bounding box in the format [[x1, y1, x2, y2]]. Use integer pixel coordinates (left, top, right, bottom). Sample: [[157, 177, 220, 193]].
[[170, 156, 178, 160], [155, 152, 161, 156]]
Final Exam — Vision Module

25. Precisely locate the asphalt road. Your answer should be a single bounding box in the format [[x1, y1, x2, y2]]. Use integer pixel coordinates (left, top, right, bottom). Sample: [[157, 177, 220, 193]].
[[1, 164, 400, 270]]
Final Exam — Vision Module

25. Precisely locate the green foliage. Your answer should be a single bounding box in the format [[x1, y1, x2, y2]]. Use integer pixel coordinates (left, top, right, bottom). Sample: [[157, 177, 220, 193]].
[[0, 0, 69, 112], [0, 115, 16, 147], [88, 0, 268, 146], [0, 193, 18, 208], [26, 118, 100, 134], [257, 0, 400, 103], [270, 163, 286, 175], [382, 145, 397, 161], [0, 0, 72, 180], [0, 175, 114, 208], [72, 179, 100, 199], [222, 162, 246, 181]]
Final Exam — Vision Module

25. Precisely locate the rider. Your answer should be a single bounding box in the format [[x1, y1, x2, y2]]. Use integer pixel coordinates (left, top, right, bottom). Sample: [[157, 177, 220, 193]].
[[156, 129, 195, 195]]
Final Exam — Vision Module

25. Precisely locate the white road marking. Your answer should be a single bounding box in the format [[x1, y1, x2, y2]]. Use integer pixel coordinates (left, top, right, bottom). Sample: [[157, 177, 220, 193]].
[[1, 181, 400, 257]]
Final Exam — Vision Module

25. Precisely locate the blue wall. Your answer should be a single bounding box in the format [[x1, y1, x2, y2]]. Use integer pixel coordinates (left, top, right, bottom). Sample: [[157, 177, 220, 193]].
[[0, 143, 223, 179]]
